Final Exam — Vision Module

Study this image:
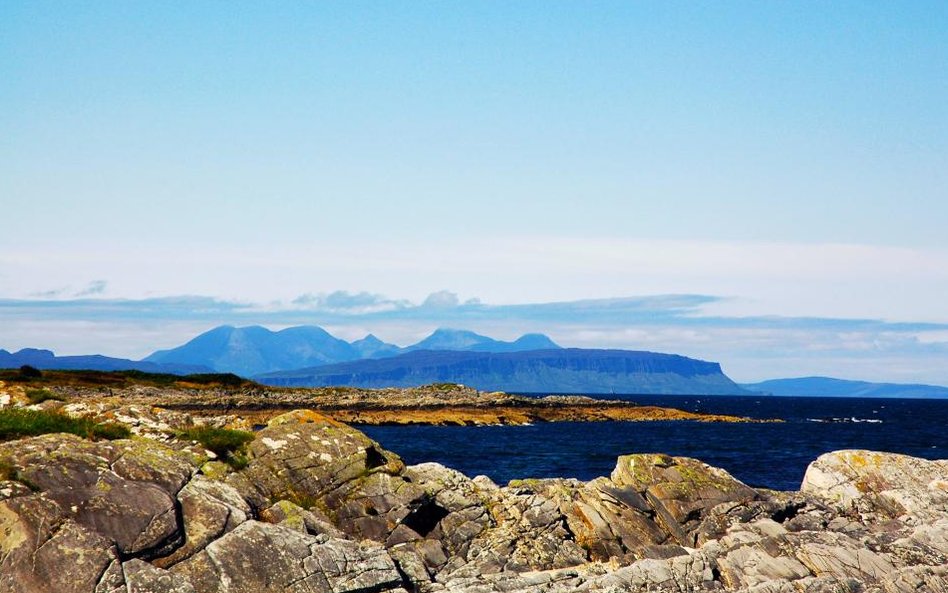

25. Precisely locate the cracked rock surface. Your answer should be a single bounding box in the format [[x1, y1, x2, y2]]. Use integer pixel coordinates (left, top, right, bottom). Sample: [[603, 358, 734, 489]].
[[0, 404, 946, 593]]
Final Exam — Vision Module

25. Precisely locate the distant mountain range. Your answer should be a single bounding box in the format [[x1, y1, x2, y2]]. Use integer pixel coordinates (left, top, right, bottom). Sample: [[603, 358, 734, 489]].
[[145, 325, 362, 377], [256, 348, 750, 395], [743, 377, 948, 399], [405, 329, 560, 354], [5, 325, 947, 398], [144, 326, 561, 377], [0, 348, 211, 375]]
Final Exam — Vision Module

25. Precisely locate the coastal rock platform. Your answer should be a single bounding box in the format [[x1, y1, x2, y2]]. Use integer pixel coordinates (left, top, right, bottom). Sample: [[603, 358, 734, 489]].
[[17, 379, 765, 426], [0, 396, 945, 593]]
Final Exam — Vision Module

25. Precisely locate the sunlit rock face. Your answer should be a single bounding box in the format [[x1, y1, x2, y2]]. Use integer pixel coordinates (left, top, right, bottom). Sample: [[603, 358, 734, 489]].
[[0, 404, 946, 593]]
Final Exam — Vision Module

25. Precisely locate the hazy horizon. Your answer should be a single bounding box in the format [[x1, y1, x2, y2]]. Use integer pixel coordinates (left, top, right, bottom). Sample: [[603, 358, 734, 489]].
[[3, 3, 947, 384]]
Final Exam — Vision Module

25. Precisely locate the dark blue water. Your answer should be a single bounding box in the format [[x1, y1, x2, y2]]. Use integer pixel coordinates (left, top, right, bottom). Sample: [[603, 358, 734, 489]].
[[361, 395, 948, 491]]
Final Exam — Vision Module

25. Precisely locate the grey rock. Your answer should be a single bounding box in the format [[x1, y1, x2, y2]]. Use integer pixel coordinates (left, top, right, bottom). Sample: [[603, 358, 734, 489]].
[[3, 401, 947, 593], [0, 495, 120, 593], [173, 520, 404, 593], [124, 559, 196, 593], [801, 449, 948, 520], [259, 499, 346, 538], [153, 475, 250, 568], [0, 434, 196, 558]]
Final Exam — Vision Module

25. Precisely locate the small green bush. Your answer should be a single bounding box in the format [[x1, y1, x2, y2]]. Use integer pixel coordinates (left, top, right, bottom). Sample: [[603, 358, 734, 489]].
[[18, 365, 42, 379], [91, 422, 131, 440], [226, 452, 250, 470], [183, 373, 247, 387], [117, 370, 248, 387], [25, 388, 65, 404], [178, 426, 254, 470], [0, 408, 129, 441]]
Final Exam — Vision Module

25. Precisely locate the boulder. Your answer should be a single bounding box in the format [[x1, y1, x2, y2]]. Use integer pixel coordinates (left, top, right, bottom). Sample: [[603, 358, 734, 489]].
[[0, 434, 196, 559], [259, 499, 346, 538], [123, 559, 196, 593], [152, 476, 250, 568], [456, 478, 586, 574], [801, 450, 948, 520], [610, 453, 760, 546], [172, 521, 405, 593], [0, 495, 121, 593]]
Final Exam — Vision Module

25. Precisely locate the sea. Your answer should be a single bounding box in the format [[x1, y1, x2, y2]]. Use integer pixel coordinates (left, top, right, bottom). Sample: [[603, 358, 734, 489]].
[[361, 394, 948, 491]]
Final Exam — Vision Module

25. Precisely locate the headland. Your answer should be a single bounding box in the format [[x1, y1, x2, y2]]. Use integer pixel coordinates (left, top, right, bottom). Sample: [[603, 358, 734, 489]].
[[0, 369, 768, 426]]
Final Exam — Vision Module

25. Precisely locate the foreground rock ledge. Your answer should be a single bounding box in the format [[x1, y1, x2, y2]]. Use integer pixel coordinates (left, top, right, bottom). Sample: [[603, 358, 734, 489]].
[[0, 405, 946, 593]]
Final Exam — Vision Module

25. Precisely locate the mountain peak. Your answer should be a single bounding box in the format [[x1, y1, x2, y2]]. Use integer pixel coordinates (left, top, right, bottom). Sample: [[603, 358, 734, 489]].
[[512, 333, 561, 350], [276, 325, 334, 338], [144, 324, 358, 376], [429, 328, 486, 338], [406, 328, 562, 354], [142, 325, 567, 376], [349, 334, 401, 359], [13, 348, 57, 360], [409, 328, 493, 351]]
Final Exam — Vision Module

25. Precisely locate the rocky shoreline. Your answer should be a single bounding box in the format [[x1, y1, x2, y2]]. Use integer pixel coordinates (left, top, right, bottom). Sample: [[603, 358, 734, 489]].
[[0, 390, 946, 593], [16, 378, 767, 426]]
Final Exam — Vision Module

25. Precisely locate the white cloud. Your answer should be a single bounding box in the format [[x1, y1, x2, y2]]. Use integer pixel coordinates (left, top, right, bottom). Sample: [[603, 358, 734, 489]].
[[1, 290, 947, 384], [2, 237, 945, 324], [421, 290, 460, 309], [74, 280, 108, 297], [291, 290, 410, 314], [3, 236, 947, 384]]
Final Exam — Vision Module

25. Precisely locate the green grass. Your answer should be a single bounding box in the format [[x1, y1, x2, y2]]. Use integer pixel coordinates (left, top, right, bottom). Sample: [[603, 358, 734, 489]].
[[0, 457, 39, 490], [90, 422, 133, 440], [0, 368, 254, 389], [226, 452, 250, 470], [25, 388, 65, 404], [0, 408, 130, 441], [178, 426, 254, 470], [115, 370, 249, 387]]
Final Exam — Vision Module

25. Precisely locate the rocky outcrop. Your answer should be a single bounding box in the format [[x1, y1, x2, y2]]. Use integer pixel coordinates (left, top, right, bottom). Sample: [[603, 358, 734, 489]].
[[801, 449, 948, 520], [172, 522, 403, 593], [45, 381, 765, 426], [0, 400, 945, 593]]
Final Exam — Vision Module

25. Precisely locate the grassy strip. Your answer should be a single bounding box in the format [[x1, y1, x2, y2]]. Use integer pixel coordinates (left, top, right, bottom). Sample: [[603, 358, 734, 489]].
[[0, 367, 252, 389], [178, 426, 254, 470], [0, 408, 130, 441], [25, 388, 65, 404]]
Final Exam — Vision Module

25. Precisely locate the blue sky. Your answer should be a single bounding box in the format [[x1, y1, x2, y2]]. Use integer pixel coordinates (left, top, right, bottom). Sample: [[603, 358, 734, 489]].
[[2, 3, 947, 383]]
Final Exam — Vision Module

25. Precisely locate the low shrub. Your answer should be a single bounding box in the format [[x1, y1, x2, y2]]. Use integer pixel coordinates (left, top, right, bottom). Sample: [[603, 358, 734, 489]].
[[118, 370, 248, 387], [182, 373, 247, 387], [18, 365, 42, 379], [226, 452, 250, 470], [178, 426, 254, 470], [0, 408, 129, 441], [25, 388, 65, 404], [91, 422, 132, 440]]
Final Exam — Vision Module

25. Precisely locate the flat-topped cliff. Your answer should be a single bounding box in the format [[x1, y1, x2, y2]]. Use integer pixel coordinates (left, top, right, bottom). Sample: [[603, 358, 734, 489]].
[[257, 348, 750, 395]]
